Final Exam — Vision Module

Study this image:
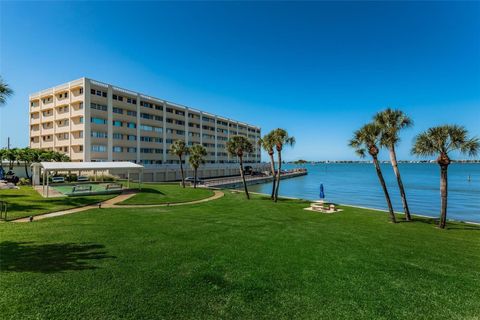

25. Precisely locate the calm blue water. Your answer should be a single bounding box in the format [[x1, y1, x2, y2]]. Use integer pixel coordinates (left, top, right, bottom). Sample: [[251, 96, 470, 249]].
[[249, 163, 480, 222]]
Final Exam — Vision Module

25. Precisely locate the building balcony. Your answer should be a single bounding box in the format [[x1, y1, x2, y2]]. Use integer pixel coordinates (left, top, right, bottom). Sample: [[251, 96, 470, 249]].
[[71, 123, 84, 132], [30, 117, 41, 125], [55, 125, 70, 133], [30, 141, 41, 149], [41, 128, 54, 135], [71, 137, 84, 146], [41, 141, 54, 148]]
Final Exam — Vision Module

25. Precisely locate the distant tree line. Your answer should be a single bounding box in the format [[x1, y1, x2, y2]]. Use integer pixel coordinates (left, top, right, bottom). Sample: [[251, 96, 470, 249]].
[[0, 148, 70, 179]]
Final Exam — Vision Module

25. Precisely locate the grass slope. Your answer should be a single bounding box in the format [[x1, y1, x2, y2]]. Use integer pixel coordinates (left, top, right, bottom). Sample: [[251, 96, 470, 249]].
[[1, 192, 479, 319], [0, 187, 115, 220], [118, 183, 214, 205]]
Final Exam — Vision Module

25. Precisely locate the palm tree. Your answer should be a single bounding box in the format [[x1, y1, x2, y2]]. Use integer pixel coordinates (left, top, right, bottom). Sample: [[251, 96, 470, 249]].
[[258, 132, 276, 199], [16, 148, 33, 179], [169, 140, 189, 188], [271, 129, 295, 202], [412, 125, 479, 229], [4, 148, 18, 171], [0, 77, 14, 106], [349, 123, 397, 223], [374, 108, 413, 221], [227, 135, 254, 199], [188, 144, 207, 188]]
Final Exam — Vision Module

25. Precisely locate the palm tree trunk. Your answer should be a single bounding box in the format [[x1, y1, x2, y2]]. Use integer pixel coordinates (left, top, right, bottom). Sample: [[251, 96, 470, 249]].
[[274, 151, 282, 202], [373, 156, 396, 223], [239, 156, 250, 199], [193, 167, 197, 188], [389, 146, 411, 221], [439, 164, 448, 229], [269, 153, 276, 199], [179, 155, 185, 188], [24, 162, 30, 180]]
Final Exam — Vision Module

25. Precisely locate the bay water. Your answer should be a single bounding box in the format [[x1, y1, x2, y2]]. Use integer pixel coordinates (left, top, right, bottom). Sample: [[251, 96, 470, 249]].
[[248, 163, 480, 222]]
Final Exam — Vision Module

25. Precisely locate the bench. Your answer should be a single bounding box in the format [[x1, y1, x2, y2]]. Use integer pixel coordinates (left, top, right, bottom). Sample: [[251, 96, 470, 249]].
[[51, 176, 65, 183], [77, 176, 89, 182], [106, 183, 122, 190], [72, 185, 92, 193], [310, 203, 337, 213]]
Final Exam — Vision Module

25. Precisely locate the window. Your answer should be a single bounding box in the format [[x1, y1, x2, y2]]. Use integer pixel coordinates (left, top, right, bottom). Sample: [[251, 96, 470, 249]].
[[127, 122, 136, 129], [96, 90, 102, 96], [91, 145, 107, 152], [155, 116, 162, 121], [102, 92, 107, 98], [79, 117, 84, 123], [141, 113, 154, 120], [175, 110, 185, 116], [113, 146, 123, 153], [113, 133, 123, 140], [79, 88, 84, 94], [127, 98, 132, 104], [91, 103, 107, 111], [113, 107, 123, 114], [91, 117, 107, 124], [166, 107, 173, 113], [127, 110, 137, 117], [78, 102, 84, 109], [113, 120, 123, 127], [127, 147, 137, 153], [155, 104, 163, 111], [176, 130, 185, 135], [127, 135, 137, 141], [91, 131, 107, 138], [140, 136, 162, 143], [140, 125, 162, 133], [141, 101, 153, 108], [113, 94, 117, 100], [91, 89, 96, 94]]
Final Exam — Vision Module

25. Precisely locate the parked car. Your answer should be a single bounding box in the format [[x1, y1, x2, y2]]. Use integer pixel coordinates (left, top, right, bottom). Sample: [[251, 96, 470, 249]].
[[185, 177, 203, 184]]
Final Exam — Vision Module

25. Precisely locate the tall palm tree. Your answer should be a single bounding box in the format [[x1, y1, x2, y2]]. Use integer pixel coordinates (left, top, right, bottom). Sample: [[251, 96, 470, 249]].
[[412, 125, 479, 229], [188, 144, 207, 188], [258, 132, 276, 199], [349, 123, 397, 223], [271, 129, 295, 202], [169, 140, 189, 188], [227, 135, 254, 199], [0, 77, 14, 106], [374, 108, 413, 221]]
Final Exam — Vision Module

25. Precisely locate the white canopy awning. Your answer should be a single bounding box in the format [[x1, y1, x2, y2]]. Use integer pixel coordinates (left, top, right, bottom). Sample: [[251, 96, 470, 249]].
[[32, 161, 144, 171]]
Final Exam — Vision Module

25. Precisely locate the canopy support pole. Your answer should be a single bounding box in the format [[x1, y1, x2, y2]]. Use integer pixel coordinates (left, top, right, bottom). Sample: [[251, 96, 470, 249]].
[[42, 169, 45, 196], [127, 171, 130, 189], [46, 170, 49, 198]]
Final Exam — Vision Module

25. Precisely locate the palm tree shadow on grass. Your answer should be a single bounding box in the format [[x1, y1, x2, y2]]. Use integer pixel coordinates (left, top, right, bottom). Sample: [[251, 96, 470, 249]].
[[134, 188, 165, 195], [0, 241, 115, 273]]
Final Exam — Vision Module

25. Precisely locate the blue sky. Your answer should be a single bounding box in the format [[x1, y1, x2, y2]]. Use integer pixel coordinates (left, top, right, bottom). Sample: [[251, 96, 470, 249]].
[[1, 1, 479, 161]]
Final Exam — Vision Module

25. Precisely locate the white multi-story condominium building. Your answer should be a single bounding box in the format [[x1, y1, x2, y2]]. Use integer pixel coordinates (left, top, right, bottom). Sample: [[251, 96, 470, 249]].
[[29, 78, 261, 165]]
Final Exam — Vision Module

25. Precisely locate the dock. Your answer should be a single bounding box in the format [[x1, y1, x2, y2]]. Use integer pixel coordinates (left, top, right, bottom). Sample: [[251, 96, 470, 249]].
[[203, 170, 307, 189]]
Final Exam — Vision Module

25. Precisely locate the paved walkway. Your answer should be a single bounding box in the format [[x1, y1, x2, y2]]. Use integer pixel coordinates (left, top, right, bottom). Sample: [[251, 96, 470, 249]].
[[12, 190, 224, 223]]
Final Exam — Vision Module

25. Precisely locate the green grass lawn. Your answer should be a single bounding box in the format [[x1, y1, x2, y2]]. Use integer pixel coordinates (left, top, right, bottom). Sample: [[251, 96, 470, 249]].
[[118, 183, 215, 205], [0, 187, 115, 220], [1, 192, 479, 319]]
